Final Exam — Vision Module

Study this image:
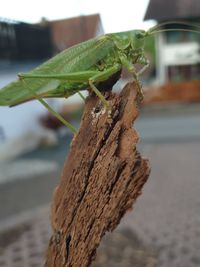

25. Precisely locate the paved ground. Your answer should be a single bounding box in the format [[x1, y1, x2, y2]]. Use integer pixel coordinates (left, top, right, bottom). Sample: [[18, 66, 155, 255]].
[[0, 134, 72, 219], [0, 103, 199, 266], [0, 207, 156, 267], [120, 141, 200, 267], [137, 102, 200, 143]]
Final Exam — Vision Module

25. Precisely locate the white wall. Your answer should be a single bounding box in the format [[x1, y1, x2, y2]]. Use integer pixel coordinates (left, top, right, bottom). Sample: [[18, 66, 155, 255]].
[[155, 33, 200, 84], [0, 68, 48, 138], [162, 42, 200, 66], [0, 64, 54, 160], [155, 33, 167, 84], [0, 102, 45, 141], [0, 62, 87, 161]]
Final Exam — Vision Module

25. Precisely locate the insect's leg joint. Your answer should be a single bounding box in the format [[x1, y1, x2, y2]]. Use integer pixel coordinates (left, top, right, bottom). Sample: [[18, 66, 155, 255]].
[[88, 80, 112, 117], [18, 73, 23, 80]]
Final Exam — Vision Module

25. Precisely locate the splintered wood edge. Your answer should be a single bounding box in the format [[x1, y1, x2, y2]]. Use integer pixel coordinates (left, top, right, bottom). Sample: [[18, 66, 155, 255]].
[[44, 82, 151, 267]]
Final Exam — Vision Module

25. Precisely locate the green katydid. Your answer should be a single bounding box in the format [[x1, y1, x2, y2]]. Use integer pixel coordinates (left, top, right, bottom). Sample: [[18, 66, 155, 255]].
[[0, 22, 199, 134]]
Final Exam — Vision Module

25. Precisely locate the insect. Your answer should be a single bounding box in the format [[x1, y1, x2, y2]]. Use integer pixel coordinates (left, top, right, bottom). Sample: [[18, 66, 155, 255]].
[[0, 22, 199, 134]]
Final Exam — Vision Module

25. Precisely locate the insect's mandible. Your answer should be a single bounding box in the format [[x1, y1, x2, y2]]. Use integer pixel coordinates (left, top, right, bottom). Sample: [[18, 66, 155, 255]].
[[0, 22, 199, 133]]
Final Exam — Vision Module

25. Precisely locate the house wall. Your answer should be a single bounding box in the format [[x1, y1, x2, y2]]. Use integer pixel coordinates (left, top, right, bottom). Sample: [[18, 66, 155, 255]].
[[0, 66, 59, 161], [155, 31, 200, 84], [155, 33, 167, 84], [49, 14, 103, 53], [0, 19, 52, 61]]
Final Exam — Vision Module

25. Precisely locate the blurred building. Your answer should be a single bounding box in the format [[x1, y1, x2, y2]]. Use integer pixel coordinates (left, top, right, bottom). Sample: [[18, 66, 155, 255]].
[[144, 0, 200, 84], [0, 17, 52, 61], [49, 14, 103, 53], [0, 14, 103, 160], [0, 14, 103, 61]]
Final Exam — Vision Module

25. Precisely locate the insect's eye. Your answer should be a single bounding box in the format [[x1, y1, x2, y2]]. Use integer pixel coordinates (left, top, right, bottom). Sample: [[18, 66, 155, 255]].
[[135, 31, 145, 39]]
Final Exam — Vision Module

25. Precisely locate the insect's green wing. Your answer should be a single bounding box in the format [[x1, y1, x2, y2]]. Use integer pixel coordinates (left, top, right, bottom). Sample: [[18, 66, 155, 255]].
[[0, 35, 113, 106]]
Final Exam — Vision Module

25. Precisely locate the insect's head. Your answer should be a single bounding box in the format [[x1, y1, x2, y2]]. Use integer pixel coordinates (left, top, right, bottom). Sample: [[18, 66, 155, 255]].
[[129, 30, 149, 50], [108, 30, 148, 50], [134, 30, 147, 39]]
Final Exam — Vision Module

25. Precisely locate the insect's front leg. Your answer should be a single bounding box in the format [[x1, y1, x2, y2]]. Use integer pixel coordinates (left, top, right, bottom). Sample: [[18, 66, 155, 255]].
[[131, 70, 144, 101], [120, 56, 144, 101], [137, 56, 150, 76]]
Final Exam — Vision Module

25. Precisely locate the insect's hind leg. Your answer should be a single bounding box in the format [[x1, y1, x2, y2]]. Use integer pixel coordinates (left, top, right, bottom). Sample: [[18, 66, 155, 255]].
[[89, 64, 121, 116], [88, 80, 111, 116], [21, 79, 77, 134], [77, 91, 86, 101]]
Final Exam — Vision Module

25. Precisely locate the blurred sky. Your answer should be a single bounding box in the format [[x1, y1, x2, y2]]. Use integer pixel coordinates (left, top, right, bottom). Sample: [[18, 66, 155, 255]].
[[0, 0, 155, 33]]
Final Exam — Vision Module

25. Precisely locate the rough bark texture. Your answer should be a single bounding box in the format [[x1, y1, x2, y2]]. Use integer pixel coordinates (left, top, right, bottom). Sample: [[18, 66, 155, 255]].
[[44, 82, 151, 267]]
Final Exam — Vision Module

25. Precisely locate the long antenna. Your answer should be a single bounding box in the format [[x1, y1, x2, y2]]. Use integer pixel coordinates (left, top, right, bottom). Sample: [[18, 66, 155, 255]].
[[150, 28, 200, 36], [149, 21, 200, 34]]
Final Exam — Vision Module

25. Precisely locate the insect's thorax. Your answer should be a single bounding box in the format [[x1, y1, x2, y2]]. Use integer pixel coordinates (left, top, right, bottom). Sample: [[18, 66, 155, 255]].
[[125, 46, 144, 64], [104, 31, 146, 66]]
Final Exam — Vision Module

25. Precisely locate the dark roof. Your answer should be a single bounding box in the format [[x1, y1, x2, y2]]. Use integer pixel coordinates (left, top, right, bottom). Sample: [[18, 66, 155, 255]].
[[49, 14, 102, 52], [144, 0, 200, 21], [0, 19, 52, 60]]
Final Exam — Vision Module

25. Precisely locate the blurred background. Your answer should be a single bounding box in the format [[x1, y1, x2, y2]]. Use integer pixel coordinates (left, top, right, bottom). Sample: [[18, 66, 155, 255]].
[[0, 0, 200, 266]]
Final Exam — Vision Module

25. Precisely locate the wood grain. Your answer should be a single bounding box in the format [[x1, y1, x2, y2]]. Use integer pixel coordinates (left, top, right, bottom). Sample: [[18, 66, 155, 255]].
[[44, 82, 150, 267]]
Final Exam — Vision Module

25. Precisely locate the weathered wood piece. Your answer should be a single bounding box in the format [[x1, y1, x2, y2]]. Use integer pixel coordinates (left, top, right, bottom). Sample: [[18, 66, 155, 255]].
[[44, 82, 150, 267]]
